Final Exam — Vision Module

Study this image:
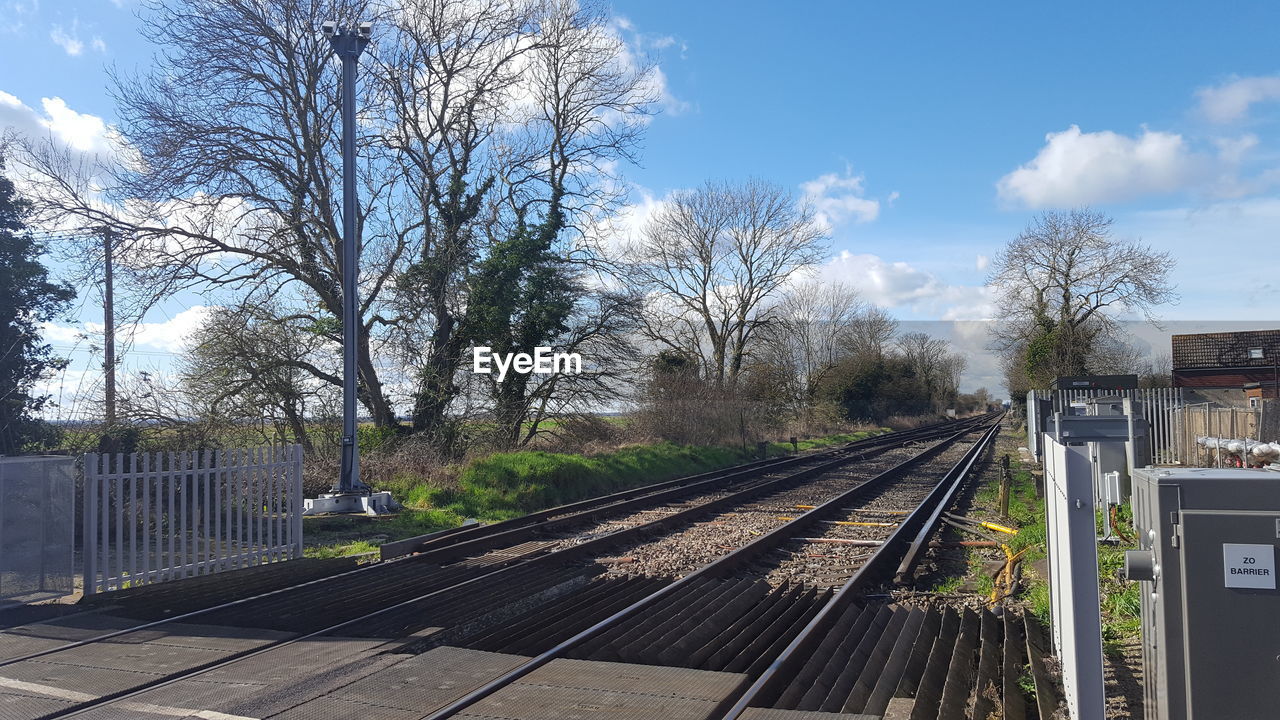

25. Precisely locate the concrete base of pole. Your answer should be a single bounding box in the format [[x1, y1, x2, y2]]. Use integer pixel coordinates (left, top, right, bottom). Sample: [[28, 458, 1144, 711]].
[[303, 491, 399, 516]]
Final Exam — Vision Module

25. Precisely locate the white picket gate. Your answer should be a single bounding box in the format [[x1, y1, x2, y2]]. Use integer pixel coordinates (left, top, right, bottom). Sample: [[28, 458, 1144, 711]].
[[83, 445, 304, 595]]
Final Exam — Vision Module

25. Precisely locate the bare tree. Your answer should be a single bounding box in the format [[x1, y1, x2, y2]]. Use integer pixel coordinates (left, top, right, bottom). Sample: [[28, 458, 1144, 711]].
[[448, 0, 655, 449], [180, 303, 338, 453], [988, 209, 1176, 389], [842, 305, 898, 360], [755, 279, 863, 419], [378, 0, 543, 441], [15, 0, 406, 425], [626, 178, 828, 388], [1139, 353, 1173, 388], [895, 331, 965, 412]]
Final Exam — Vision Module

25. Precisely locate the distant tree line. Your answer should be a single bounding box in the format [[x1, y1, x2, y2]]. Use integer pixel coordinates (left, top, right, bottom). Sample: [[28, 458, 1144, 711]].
[[625, 181, 969, 445]]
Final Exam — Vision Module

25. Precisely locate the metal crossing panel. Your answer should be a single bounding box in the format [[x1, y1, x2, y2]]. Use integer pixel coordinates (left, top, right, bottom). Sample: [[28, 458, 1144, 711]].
[[0, 456, 76, 604]]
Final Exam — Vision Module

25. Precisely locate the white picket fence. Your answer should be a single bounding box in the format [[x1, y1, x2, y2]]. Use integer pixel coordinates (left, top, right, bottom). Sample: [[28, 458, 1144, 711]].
[[83, 445, 304, 595]]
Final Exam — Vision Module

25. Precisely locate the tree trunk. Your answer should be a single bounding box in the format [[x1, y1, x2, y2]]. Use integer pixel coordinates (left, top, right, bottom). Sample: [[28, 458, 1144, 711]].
[[357, 334, 398, 429]]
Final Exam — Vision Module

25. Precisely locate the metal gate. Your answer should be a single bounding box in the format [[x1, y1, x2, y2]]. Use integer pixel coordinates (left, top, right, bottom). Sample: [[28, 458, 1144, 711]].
[[1031, 387, 1184, 464], [83, 445, 304, 595], [0, 456, 76, 603]]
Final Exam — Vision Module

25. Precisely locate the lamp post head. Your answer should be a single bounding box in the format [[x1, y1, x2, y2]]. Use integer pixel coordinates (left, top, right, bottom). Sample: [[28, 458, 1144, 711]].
[[323, 21, 371, 58]]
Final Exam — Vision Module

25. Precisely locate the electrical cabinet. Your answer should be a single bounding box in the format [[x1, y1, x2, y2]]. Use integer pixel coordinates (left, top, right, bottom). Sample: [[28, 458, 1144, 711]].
[[1126, 467, 1280, 720]]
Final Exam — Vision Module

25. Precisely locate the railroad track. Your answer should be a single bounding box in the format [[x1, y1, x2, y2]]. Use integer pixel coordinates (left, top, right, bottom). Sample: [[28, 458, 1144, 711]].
[[0, 418, 972, 644], [0, 416, 997, 719], [418, 418, 1006, 720]]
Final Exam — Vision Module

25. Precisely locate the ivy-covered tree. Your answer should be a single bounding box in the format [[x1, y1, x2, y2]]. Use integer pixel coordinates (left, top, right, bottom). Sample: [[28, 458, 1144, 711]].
[[0, 164, 74, 454], [463, 195, 576, 447], [988, 209, 1176, 393]]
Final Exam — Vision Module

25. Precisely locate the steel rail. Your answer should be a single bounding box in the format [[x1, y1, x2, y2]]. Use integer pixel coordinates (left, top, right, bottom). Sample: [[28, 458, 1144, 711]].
[[400, 417, 993, 568], [714, 415, 1004, 719], [38, 422, 985, 719], [1, 421, 970, 670], [419, 419, 995, 720], [379, 415, 987, 560], [893, 418, 1004, 584]]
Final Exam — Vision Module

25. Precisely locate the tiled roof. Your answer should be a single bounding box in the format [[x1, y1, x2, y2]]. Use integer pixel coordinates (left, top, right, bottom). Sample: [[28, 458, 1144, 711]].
[[1171, 330, 1280, 370]]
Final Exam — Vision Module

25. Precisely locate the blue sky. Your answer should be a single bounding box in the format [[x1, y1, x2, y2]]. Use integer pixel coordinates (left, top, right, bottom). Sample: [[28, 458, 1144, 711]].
[[4, 0, 1280, 408]]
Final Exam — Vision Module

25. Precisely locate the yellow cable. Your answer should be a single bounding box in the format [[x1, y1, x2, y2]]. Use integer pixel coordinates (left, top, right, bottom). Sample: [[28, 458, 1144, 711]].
[[979, 521, 1019, 535]]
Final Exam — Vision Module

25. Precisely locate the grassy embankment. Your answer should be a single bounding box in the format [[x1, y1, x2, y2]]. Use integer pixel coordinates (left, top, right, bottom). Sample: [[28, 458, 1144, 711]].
[[951, 428, 1140, 654], [305, 429, 887, 558]]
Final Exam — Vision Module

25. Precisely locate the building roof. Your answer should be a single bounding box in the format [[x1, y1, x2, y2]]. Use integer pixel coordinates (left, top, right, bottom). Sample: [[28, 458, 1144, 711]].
[[1171, 329, 1280, 370]]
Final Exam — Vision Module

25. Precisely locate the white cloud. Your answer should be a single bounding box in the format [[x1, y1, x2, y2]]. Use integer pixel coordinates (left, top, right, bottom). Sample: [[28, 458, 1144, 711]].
[[91, 36, 106, 53], [49, 20, 84, 56], [608, 16, 690, 118], [975, 254, 990, 271], [820, 251, 933, 305], [40, 96, 112, 153], [0, 91, 116, 158], [586, 189, 667, 253], [938, 286, 996, 321], [40, 322, 87, 346], [801, 169, 882, 228], [997, 125, 1200, 207], [2, 1, 39, 33], [0, 91, 131, 225], [1196, 75, 1280, 124], [816, 250, 992, 320], [126, 306, 216, 352], [64, 306, 217, 354], [1123, 197, 1280, 319]]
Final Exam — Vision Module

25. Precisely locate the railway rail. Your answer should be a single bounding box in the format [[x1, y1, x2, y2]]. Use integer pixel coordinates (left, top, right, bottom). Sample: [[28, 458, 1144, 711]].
[[0, 417, 972, 650], [0, 416, 1001, 719], [419, 416, 1006, 720]]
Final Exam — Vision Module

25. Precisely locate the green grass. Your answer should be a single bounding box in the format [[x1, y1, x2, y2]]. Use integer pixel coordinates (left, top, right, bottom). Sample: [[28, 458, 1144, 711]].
[[305, 539, 380, 559], [766, 429, 886, 456], [1097, 505, 1142, 654], [1000, 431, 1141, 650], [931, 575, 963, 593], [302, 508, 465, 557], [999, 430, 1051, 625], [415, 431, 888, 522], [419, 442, 759, 520]]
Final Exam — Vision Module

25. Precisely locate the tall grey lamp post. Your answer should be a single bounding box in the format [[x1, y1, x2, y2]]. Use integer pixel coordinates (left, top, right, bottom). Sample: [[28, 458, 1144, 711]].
[[324, 20, 372, 495]]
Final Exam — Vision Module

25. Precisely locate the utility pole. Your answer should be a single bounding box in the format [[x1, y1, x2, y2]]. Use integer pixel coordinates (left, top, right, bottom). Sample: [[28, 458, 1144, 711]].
[[101, 227, 116, 426], [324, 20, 372, 495]]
